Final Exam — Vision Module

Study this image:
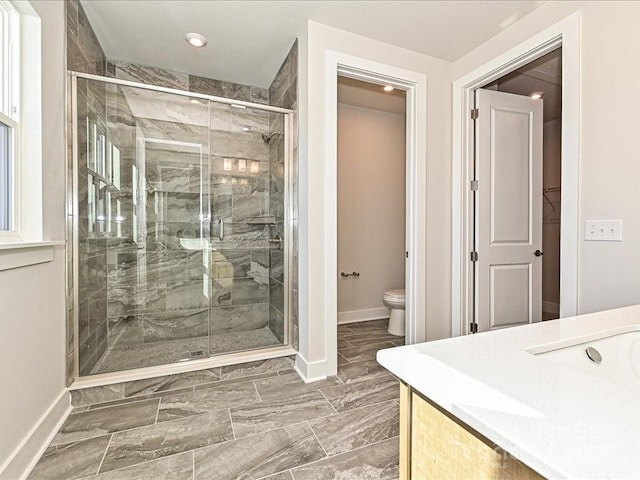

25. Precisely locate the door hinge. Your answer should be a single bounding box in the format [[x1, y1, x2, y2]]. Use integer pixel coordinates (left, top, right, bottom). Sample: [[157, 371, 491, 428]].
[[470, 251, 478, 262], [405, 251, 409, 258], [470, 322, 478, 334], [470, 180, 479, 191], [470, 108, 479, 120]]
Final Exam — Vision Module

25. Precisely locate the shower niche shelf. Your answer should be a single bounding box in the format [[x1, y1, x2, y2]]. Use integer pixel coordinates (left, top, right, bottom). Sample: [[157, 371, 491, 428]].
[[245, 215, 276, 225]]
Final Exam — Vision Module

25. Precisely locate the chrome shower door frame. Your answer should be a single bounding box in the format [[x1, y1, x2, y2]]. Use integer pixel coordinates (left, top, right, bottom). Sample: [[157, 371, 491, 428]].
[[68, 71, 296, 389]]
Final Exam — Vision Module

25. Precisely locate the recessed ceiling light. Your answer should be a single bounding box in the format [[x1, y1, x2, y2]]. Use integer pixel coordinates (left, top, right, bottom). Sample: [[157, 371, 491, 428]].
[[530, 92, 543, 100], [383, 85, 394, 92], [185, 32, 207, 48], [241, 126, 251, 132]]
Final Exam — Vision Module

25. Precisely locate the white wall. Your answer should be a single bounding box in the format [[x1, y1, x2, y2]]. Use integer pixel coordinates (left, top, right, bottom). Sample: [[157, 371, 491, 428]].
[[337, 102, 405, 319], [453, 1, 640, 317], [297, 20, 452, 379], [0, 0, 68, 477]]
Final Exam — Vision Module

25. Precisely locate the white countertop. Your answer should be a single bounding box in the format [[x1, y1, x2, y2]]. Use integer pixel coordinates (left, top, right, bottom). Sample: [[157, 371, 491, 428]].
[[377, 305, 640, 480]]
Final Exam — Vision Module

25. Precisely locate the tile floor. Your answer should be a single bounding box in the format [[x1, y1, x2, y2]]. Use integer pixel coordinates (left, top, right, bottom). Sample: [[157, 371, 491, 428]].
[[29, 319, 404, 480], [91, 327, 281, 375]]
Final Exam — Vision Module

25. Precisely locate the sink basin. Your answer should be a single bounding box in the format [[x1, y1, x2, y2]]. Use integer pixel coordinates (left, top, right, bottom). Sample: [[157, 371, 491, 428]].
[[530, 326, 640, 392]]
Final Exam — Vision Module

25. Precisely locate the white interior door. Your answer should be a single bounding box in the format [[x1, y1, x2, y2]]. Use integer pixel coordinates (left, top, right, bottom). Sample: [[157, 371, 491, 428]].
[[475, 89, 543, 332]]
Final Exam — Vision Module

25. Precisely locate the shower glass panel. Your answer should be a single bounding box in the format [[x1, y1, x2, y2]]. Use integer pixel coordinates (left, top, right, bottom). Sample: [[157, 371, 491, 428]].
[[208, 104, 287, 355], [72, 74, 290, 378]]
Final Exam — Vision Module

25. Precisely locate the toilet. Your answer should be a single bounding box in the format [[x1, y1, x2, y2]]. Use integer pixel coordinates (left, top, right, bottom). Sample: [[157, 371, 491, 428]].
[[383, 289, 405, 336]]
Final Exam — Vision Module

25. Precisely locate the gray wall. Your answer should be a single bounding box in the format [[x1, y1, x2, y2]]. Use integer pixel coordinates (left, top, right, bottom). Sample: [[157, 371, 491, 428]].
[[268, 41, 298, 345], [67, 0, 108, 377]]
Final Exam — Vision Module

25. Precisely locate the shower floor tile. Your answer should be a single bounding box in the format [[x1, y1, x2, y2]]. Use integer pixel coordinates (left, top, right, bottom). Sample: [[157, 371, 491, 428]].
[[30, 320, 404, 480], [91, 326, 281, 374]]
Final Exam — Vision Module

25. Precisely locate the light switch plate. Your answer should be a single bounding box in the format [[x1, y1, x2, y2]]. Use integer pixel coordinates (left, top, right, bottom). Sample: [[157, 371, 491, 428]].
[[585, 219, 622, 241]]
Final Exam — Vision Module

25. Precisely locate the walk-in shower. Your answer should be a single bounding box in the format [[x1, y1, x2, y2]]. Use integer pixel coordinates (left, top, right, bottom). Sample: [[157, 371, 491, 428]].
[[69, 72, 294, 380]]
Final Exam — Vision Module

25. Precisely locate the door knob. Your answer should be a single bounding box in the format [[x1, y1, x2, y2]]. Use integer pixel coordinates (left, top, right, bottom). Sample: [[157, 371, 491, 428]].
[[534, 249, 544, 257]]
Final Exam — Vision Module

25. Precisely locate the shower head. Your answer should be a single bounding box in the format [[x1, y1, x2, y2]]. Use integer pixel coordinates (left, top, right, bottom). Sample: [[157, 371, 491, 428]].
[[261, 132, 281, 144]]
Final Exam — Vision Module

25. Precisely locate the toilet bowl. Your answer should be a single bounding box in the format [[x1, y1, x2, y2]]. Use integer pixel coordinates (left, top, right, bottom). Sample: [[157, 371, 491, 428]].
[[383, 289, 405, 336]]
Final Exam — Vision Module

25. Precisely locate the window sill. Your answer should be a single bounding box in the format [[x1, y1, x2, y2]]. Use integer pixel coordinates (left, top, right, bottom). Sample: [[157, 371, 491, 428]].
[[0, 241, 64, 271]]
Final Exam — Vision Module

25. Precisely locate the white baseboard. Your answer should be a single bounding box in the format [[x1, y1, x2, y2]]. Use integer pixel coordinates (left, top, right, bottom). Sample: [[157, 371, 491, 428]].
[[294, 354, 328, 383], [542, 301, 560, 315], [0, 390, 71, 480], [337, 307, 389, 325]]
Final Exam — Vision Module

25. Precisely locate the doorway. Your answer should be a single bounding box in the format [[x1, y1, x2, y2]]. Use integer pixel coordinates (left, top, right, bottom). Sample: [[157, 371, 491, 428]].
[[336, 76, 407, 361], [471, 49, 562, 332], [451, 13, 580, 337]]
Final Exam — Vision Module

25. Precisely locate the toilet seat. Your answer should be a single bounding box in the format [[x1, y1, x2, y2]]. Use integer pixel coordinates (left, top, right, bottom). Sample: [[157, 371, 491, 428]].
[[384, 289, 405, 301]]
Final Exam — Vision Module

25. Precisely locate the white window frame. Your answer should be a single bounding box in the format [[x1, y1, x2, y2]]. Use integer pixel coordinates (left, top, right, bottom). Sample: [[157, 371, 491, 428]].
[[0, 0, 56, 272], [0, 0, 44, 246], [0, 0, 20, 240]]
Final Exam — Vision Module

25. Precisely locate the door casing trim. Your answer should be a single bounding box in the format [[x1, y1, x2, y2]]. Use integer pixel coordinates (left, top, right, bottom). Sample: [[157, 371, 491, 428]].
[[325, 50, 428, 375], [451, 12, 581, 336]]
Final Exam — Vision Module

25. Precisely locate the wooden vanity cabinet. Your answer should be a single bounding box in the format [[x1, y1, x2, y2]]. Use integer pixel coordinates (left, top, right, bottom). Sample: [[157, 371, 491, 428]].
[[399, 383, 545, 480]]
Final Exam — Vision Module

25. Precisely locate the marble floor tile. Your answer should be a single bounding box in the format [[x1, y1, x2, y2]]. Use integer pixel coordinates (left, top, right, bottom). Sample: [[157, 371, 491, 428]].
[[219, 357, 294, 381], [338, 329, 391, 341], [230, 390, 335, 438], [194, 423, 325, 480], [338, 319, 389, 334], [93, 330, 285, 376], [254, 372, 343, 402], [337, 353, 350, 366], [71, 384, 124, 407], [31, 321, 402, 480], [195, 371, 279, 390], [87, 395, 163, 411], [51, 399, 159, 446], [123, 369, 221, 397], [86, 452, 193, 480], [290, 437, 399, 480], [71, 405, 90, 414], [337, 359, 391, 384], [309, 401, 399, 455], [340, 332, 403, 346], [100, 410, 233, 473], [27, 435, 111, 480], [157, 381, 259, 422], [338, 341, 396, 363], [320, 376, 398, 413], [260, 472, 293, 480]]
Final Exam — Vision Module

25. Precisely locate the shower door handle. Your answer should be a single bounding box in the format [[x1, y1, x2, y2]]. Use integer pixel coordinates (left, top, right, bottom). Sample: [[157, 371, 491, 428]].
[[218, 219, 224, 241]]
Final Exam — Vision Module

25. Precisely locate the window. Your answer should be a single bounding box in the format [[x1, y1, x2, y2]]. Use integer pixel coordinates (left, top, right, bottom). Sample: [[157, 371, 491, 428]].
[[0, 0, 44, 246], [0, 0, 19, 235], [0, 120, 13, 230]]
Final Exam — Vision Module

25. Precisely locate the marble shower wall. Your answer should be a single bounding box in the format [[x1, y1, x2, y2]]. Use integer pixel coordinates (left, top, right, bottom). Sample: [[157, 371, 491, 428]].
[[67, 0, 108, 379], [268, 41, 298, 346], [67, 0, 298, 377]]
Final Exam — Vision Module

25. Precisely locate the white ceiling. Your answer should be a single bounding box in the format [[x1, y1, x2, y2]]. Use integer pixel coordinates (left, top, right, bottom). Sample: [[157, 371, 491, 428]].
[[81, 0, 545, 89], [338, 77, 406, 115]]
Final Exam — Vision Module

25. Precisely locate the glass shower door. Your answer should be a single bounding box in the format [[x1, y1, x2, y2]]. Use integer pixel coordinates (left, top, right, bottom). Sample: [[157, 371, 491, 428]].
[[75, 77, 212, 375], [208, 103, 288, 355], [73, 73, 291, 378]]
